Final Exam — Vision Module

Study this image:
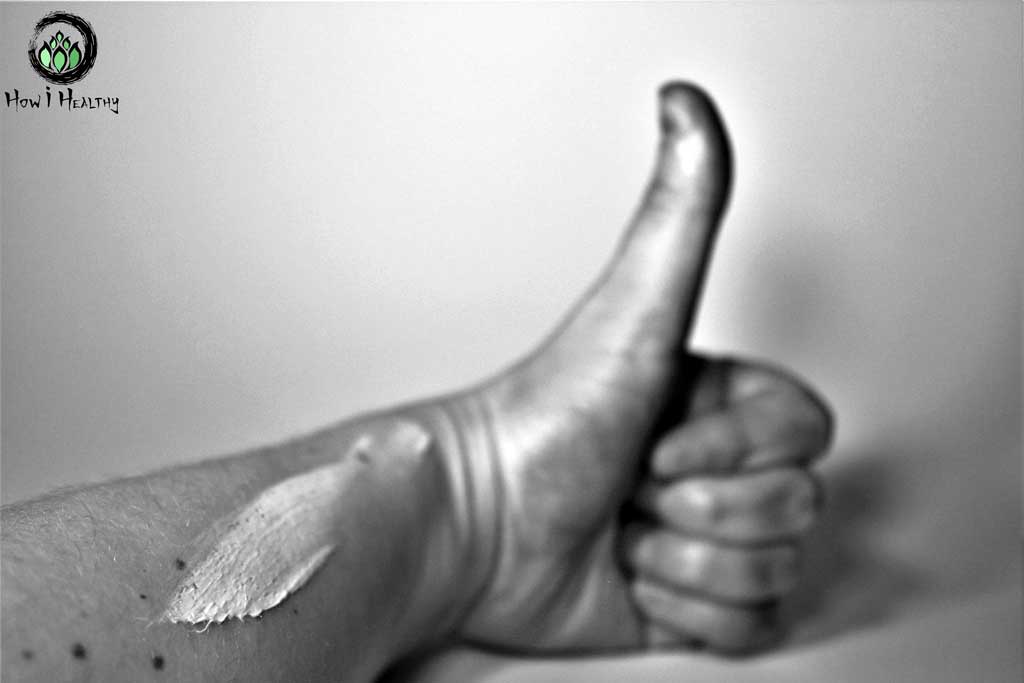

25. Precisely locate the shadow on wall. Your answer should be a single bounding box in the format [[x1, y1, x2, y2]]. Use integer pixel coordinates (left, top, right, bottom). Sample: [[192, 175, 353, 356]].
[[716, 210, 932, 647], [782, 451, 925, 649]]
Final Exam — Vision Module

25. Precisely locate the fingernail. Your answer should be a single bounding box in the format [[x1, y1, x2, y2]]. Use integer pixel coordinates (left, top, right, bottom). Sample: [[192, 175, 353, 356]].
[[658, 81, 711, 137]]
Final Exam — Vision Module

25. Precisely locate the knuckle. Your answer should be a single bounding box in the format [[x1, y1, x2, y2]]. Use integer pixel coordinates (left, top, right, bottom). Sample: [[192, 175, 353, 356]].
[[679, 480, 726, 528], [676, 539, 711, 584], [652, 533, 708, 585]]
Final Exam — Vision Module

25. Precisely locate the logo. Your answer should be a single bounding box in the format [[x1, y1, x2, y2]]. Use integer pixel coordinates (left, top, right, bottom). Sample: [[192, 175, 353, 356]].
[[27, 12, 97, 84], [5, 11, 118, 114]]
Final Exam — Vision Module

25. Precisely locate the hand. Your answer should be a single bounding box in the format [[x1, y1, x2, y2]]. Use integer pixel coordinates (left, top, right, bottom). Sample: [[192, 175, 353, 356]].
[[438, 83, 833, 655]]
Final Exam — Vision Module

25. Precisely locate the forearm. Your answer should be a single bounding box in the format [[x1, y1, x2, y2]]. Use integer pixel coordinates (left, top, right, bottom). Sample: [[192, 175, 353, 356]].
[[1, 397, 494, 682]]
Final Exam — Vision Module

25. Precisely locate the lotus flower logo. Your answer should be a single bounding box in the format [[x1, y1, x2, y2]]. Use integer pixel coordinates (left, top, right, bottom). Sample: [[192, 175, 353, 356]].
[[38, 32, 82, 75], [27, 12, 98, 84]]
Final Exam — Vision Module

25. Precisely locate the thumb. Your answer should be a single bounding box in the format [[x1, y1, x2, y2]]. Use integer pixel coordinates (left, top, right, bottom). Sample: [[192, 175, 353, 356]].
[[548, 82, 732, 361]]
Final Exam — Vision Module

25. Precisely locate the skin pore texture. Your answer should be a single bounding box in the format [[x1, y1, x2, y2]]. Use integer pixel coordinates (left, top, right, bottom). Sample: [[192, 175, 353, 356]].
[[163, 420, 433, 625], [1, 84, 833, 682]]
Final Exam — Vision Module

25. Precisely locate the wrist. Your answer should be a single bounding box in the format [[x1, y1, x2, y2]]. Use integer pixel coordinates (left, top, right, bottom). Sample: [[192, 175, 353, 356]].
[[399, 391, 502, 640]]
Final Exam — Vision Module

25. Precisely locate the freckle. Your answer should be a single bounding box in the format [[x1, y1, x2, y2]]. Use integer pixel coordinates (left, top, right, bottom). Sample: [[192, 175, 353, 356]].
[[71, 642, 87, 660], [292, 608, 299, 615], [174, 558, 186, 570], [139, 593, 148, 600], [21, 649, 34, 660], [152, 654, 165, 670], [356, 450, 370, 464]]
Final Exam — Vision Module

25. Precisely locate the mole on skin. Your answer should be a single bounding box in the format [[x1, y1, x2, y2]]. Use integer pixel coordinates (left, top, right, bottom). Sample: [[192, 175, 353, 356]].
[[161, 419, 432, 626]]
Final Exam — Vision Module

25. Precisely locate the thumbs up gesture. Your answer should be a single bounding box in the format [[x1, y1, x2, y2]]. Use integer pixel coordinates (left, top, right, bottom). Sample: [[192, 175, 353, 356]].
[[435, 83, 833, 655]]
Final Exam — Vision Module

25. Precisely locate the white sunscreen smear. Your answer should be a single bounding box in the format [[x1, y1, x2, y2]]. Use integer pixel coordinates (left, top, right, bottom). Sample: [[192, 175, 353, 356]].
[[163, 419, 432, 625]]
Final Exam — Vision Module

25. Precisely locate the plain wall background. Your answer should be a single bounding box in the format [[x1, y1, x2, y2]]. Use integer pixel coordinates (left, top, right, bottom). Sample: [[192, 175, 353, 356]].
[[2, 3, 1020, 681]]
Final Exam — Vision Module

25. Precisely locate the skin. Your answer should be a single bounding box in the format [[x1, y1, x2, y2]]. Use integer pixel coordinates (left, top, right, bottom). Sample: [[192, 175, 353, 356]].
[[1, 82, 832, 681]]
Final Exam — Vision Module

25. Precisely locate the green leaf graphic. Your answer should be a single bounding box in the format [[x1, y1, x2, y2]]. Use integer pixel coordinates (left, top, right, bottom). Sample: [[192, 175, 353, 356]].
[[62, 38, 71, 50], [68, 43, 81, 70], [55, 32, 63, 42], [52, 46, 67, 72], [49, 37, 56, 50], [39, 44, 51, 68]]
